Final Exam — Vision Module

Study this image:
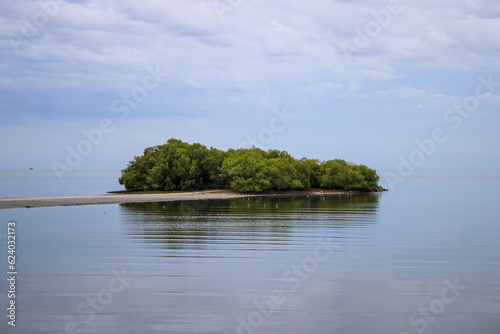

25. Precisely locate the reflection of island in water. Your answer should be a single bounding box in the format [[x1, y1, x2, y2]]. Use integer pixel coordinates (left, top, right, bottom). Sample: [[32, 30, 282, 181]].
[[119, 194, 380, 252]]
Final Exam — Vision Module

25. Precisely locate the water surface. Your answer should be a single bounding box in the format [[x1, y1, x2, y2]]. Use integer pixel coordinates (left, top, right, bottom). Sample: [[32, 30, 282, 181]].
[[0, 176, 499, 333]]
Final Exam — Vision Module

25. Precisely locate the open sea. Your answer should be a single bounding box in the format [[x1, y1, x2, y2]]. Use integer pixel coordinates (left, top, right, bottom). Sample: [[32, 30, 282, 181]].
[[0, 170, 499, 333]]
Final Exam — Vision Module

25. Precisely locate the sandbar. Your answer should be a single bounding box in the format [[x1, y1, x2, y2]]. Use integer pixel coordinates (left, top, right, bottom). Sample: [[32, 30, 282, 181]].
[[0, 189, 367, 209]]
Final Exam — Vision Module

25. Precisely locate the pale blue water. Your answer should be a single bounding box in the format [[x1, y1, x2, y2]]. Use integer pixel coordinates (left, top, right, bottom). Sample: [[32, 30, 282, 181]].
[[0, 171, 124, 198], [0, 171, 499, 333]]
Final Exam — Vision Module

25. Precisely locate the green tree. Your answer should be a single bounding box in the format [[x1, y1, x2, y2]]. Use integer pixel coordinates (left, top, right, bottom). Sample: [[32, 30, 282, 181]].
[[220, 149, 272, 192], [119, 147, 158, 190], [200, 147, 227, 188], [119, 138, 381, 192], [318, 159, 355, 189], [266, 155, 305, 190], [298, 158, 320, 188], [354, 164, 380, 189]]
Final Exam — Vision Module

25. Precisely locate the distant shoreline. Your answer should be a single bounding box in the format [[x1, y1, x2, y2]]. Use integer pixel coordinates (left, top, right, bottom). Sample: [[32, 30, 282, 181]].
[[0, 188, 384, 209]]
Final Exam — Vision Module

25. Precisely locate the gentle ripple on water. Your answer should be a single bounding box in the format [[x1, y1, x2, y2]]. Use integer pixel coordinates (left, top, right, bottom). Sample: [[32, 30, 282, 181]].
[[0, 178, 499, 333]]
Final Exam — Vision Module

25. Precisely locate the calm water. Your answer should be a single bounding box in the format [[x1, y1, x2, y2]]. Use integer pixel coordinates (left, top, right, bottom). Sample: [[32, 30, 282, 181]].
[[0, 174, 499, 333], [0, 171, 124, 198]]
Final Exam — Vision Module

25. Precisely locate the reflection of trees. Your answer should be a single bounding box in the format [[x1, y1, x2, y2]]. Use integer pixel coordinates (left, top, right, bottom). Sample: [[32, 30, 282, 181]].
[[119, 194, 380, 251]]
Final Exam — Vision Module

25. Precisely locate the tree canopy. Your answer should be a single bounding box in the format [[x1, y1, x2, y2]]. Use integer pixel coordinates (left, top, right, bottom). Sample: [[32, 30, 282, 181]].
[[119, 138, 381, 192]]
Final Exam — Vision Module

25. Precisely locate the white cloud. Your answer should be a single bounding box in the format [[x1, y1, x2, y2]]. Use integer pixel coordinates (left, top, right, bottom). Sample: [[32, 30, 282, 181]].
[[0, 0, 499, 170]]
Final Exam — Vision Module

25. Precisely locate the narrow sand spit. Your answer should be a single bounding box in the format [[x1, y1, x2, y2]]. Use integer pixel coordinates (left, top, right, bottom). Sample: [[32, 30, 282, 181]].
[[0, 189, 360, 209]]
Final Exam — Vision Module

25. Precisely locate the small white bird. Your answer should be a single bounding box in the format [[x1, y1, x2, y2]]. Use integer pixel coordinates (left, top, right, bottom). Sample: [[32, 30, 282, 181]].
[[275, 204, 279, 208]]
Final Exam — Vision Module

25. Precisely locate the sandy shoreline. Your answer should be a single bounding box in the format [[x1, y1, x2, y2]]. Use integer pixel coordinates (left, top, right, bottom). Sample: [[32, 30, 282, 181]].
[[0, 189, 366, 209]]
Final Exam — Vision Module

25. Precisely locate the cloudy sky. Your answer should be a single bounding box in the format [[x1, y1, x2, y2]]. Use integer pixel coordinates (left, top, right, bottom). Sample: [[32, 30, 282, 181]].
[[1, 0, 499, 175]]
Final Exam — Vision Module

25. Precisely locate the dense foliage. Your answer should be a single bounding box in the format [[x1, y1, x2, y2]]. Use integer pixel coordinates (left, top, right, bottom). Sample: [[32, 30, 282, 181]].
[[119, 138, 381, 192]]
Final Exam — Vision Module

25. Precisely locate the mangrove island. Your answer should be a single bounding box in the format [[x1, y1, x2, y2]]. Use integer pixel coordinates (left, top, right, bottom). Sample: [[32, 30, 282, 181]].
[[119, 139, 384, 193]]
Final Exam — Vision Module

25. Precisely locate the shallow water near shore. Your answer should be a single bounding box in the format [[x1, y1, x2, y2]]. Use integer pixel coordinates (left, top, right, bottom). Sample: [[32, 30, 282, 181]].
[[0, 175, 499, 333]]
